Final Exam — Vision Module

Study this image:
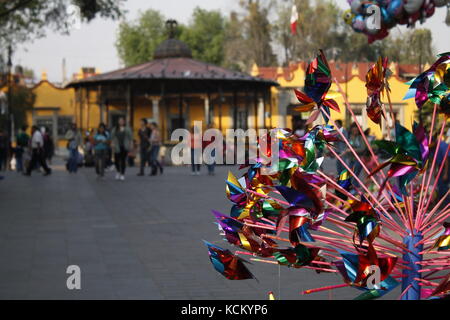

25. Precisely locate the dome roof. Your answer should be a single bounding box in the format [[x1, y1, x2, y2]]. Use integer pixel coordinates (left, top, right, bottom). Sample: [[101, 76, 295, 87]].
[[153, 38, 192, 60]]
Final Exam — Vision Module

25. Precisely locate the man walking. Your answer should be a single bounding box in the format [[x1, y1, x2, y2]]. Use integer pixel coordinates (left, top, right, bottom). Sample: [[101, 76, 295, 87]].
[[25, 126, 51, 176], [334, 120, 348, 175], [15, 125, 30, 172], [137, 118, 151, 176]]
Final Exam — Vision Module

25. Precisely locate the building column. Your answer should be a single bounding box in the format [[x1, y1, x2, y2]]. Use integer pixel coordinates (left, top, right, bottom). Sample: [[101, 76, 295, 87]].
[[126, 84, 131, 126], [203, 95, 210, 126], [152, 98, 160, 124], [52, 110, 58, 150], [258, 97, 264, 130]]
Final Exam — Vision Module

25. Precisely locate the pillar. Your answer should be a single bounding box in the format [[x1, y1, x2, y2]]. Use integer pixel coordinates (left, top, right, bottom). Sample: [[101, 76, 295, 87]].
[[258, 97, 264, 130], [204, 95, 210, 126], [152, 98, 160, 124]]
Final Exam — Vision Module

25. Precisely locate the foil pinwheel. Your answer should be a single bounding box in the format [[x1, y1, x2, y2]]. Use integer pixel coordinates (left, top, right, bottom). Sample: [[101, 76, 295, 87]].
[[293, 50, 340, 124], [365, 57, 391, 124], [403, 52, 450, 112], [204, 52, 450, 300]]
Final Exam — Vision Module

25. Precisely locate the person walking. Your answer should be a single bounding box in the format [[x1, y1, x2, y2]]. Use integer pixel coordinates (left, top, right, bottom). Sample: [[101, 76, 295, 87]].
[[190, 125, 202, 175], [93, 123, 109, 179], [65, 123, 82, 173], [0, 129, 8, 171], [24, 126, 51, 176], [42, 127, 55, 165], [137, 119, 151, 176], [204, 124, 216, 176], [149, 122, 163, 176], [339, 123, 365, 186], [334, 120, 348, 175], [110, 117, 133, 181], [15, 125, 30, 173]]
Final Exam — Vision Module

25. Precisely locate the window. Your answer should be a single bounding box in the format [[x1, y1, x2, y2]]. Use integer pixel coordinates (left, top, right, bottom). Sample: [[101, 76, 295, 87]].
[[35, 118, 53, 132], [57, 116, 74, 138]]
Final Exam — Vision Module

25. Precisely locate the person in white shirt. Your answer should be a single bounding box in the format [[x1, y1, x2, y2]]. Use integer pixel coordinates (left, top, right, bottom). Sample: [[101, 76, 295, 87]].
[[25, 125, 51, 176]]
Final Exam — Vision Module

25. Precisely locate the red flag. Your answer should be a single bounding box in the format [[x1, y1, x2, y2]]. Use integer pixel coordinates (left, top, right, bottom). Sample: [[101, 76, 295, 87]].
[[290, 4, 298, 35]]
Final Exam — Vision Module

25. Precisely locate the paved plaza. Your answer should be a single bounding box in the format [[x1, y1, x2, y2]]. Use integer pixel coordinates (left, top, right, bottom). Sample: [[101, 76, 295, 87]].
[[0, 158, 377, 300]]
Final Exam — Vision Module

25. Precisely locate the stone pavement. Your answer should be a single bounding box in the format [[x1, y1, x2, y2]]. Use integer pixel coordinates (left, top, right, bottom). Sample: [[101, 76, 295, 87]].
[[0, 158, 376, 300]]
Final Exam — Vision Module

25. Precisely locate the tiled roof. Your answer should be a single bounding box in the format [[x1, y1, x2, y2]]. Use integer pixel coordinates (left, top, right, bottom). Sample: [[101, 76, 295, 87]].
[[68, 57, 277, 87]]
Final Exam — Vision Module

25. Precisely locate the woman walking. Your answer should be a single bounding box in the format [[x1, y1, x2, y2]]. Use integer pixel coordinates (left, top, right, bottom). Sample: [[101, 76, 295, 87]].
[[149, 122, 163, 176], [110, 117, 133, 181], [93, 123, 109, 179], [65, 123, 82, 173]]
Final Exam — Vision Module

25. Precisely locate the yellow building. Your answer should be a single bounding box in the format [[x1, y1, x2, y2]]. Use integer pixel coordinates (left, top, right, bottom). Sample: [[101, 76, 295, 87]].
[[252, 60, 425, 138], [27, 75, 76, 148]]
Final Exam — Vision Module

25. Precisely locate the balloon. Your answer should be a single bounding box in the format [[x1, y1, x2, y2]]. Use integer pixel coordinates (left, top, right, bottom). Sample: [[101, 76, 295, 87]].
[[433, 0, 448, 8], [381, 6, 396, 27], [408, 11, 421, 25], [350, 0, 364, 14], [353, 14, 366, 32], [387, 0, 405, 18], [367, 27, 389, 44], [343, 9, 355, 25], [365, 16, 381, 35], [404, 0, 425, 14], [423, 1, 435, 18]]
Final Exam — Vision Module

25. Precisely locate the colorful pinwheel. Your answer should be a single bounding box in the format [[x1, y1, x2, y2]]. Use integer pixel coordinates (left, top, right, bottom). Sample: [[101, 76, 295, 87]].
[[294, 50, 340, 124], [204, 241, 256, 280], [403, 52, 450, 110], [365, 57, 391, 124], [205, 52, 450, 301]]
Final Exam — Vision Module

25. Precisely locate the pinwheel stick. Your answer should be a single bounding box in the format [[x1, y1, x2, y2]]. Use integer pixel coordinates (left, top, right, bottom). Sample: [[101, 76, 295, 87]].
[[416, 103, 438, 227], [319, 104, 408, 226], [417, 117, 448, 224], [302, 283, 350, 295]]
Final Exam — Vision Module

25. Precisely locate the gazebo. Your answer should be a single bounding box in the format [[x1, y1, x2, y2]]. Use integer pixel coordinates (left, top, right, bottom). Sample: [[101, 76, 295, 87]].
[[67, 20, 278, 142]]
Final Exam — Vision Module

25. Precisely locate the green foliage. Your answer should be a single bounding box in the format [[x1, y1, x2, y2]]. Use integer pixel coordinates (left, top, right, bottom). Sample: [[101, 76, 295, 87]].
[[0, 85, 35, 130], [382, 29, 435, 66], [223, 12, 250, 71], [240, 0, 277, 67], [180, 7, 226, 66], [0, 0, 124, 48], [115, 9, 167, 67]]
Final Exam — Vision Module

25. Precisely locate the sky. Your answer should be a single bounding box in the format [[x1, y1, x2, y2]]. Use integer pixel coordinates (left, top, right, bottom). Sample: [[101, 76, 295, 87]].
[[13, 0, 450, 83]]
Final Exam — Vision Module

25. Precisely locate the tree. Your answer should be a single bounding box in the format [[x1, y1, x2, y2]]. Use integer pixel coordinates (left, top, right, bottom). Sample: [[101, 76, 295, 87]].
[[180, 7, 226, 66], [115, 9, 167, 67], [0, 0, 124, 48], [240, 0, 277, 67], [223, 11, 251, 71], [382, 29, 435, 68], [0, 84, 35, 130], [274, 0, 345, 62], [115, 8, 227, 67]]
